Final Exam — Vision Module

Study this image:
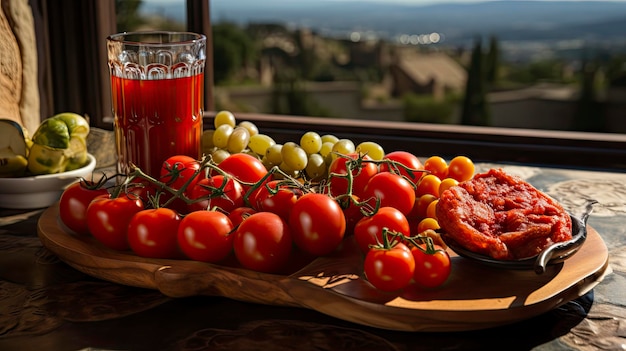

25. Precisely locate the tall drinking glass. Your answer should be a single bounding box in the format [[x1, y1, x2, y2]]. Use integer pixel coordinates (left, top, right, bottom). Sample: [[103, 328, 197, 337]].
[[107, 31, 206, 178]]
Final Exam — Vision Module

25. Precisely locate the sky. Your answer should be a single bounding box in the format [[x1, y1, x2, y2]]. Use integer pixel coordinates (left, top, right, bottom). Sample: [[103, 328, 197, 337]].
[[147, 0, 626, 4], [325, 0, 626, 2]]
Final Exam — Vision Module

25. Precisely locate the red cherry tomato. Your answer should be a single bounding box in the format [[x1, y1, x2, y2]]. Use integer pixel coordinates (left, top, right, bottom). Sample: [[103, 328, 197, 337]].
[[339, 195, 365, 235], [59, 181, 109, 235], [177, 210, 234, 262], [86, 195, 144, 251], [160, 155, 202, 191], [380, 151, 424, 182], [363, 172, 416, 216], [289, 193, 346, 256], [327, 153, 378, 198], [364, 242, 415, 292], [233, 212, 292, 273], [411, 244, 452, 288], [251, 180, 303, 221], [127, 208, 181, 259], [354, 207, 410, 253], [187, 175, 244, 213], [228, 206, 257, 228], [124, 178, 158, 204], [218, 153, 268, 188]]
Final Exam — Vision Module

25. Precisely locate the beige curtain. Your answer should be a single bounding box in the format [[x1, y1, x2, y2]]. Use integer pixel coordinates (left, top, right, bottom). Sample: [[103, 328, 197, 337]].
[[0, 0, 39, 133]]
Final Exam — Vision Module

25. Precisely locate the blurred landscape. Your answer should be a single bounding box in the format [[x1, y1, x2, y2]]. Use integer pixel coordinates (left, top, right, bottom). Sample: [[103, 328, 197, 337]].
[[131, 0, 626, 133], [144, 0, 626, 62]]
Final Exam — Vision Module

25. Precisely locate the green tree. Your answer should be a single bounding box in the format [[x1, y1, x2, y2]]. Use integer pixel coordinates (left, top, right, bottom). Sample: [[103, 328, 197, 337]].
[[461, 38, 491, 126], [485, 35, 500, 86], [573, 57, 606, 132], [293, 30, 317, 80], [115, 0, 145, 32], [213, 22, 257, 84]]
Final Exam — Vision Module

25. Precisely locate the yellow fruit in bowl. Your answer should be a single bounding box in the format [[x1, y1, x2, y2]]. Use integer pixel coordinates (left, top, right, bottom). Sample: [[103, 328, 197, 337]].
[[27, 112, 90, 175], [0, 119, 29, 177]]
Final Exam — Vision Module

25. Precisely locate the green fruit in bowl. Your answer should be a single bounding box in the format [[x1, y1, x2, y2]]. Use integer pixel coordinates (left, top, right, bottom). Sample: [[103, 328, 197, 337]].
[[0, 119, 29, 177], [28, 112, 90, 175]]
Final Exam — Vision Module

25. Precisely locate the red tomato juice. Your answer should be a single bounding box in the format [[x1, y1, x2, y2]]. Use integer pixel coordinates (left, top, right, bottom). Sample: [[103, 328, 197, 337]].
[[111, 73, 204, 177]]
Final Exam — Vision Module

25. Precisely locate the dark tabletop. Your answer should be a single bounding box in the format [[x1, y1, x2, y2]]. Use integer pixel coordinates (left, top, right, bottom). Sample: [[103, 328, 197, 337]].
[[1, 160, 625, 351]]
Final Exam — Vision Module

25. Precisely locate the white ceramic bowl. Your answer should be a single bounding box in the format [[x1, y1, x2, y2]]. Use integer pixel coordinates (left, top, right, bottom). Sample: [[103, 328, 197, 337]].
[[0, 154, 97, 209]]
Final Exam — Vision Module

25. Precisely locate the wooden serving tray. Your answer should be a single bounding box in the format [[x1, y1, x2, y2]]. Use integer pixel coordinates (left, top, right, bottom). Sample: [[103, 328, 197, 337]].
[[37, 204, 609, 332]]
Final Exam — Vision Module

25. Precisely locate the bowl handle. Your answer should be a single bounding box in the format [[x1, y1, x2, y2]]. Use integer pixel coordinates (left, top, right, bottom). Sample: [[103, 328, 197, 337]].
[[533, 200, 596, 274]]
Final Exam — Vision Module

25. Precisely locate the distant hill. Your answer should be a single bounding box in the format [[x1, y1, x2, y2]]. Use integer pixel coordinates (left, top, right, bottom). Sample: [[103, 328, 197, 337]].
[[142, 1, 626, 45]]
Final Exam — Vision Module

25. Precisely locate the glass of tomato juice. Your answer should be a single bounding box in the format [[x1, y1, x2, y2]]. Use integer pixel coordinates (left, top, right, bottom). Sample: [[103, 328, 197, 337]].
[[106, 31, 206, 178]]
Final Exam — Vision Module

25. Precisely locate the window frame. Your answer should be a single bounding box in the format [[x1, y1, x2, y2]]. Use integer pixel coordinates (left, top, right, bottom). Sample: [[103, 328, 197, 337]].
[[37, 0, 626, 171]]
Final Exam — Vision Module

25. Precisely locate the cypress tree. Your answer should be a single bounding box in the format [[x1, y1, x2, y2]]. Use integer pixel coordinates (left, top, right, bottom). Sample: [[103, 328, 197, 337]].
[[485, 35, 500, 86], [461, 38, 491, 126], [573, 58, 606, 132]]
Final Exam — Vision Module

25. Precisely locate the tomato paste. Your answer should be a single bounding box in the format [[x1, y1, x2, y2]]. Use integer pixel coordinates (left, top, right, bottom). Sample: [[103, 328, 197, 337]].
[[437, 168, 572, 260]]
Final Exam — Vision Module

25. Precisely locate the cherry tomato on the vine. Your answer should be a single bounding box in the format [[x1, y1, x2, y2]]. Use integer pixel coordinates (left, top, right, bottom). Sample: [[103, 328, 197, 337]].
[[339, 195, 365, 235], [251, 180, 303, 221], [233, 212, 292, 273], [123, 179, 158, 205], [411, 244, 451, 288], [177, 210, 234, 262], [363, 172, 415, 216], [86, 195, 144, 251], [327, 153, 378, 198], [127, 207, 181, 259], [289, 193, 346, 256], [228, 206, 257, 228], [160, 155, 202, 191], [380, 151, 424, 182], [353, 207, 410, 254], [218, 153, 268, 188], [187, 175, 244, 213], [59, 181, 109, 235], [364, 242, 415, 292]]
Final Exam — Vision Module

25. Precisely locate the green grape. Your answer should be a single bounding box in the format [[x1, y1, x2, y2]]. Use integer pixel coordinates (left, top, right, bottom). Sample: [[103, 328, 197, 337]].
[[281, 142, 308, 171], [319, 141, 335, 165], [331, 139, 356, 160], [319, 141, 334, 158], [227, 126, 251, 154], [213, 124, 233, 149], [249, 133, 275, 156], [356, 141, 385, 161], [321, 134, 339, 144], [244, 149, 261, 160], [265, 144, 283, 165], [261, 156, 277, 170], [305, 153, 327, 181], [202, 129, 215, 155], [211, 148, 231, 164], [214, 110, 236, 128], [278, 162, 300, 179], [238, 121, 259, 137], [300, 131, 322, 155]]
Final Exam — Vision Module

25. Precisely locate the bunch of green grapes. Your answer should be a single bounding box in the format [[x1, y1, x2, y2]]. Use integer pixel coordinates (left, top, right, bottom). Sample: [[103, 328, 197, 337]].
[[202, 110, 386, 181]]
